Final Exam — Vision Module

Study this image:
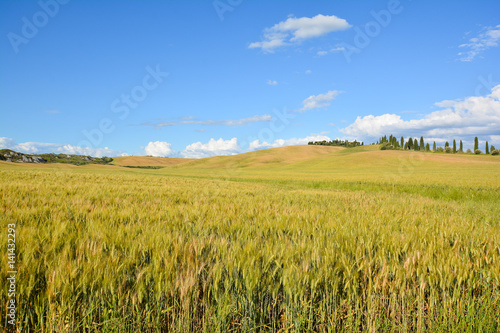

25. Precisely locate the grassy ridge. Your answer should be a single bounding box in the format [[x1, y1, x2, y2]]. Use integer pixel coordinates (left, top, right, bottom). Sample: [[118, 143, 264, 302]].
[[1, 146, 500, 332]]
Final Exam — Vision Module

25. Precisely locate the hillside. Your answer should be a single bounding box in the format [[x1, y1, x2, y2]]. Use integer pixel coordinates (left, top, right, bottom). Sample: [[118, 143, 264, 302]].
[[172, 145, 346, 169], [0, 149, 46, 163], [151, 144, 500, 189], [0, 149, 113, 165], [111, 156, 194, 167]]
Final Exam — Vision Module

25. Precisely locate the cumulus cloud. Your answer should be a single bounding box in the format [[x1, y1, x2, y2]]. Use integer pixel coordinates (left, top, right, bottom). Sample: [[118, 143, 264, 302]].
[[249, 14, 351, 53], [249, 135, 332, 150], [142, 115, 272, 128], [0, 137, 119, 157], [181, 138, 240, 158], [267, 80, 278, 85], [299, 90, 341, 112], [144, 141, 175, 157], [55, 144, 117, 157], [340, 84, 500, 144], [458, 24, 500, 62]]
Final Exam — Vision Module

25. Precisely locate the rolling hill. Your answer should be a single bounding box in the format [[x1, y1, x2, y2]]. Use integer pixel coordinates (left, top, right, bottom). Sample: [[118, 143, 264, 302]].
[[111, 155, 194, 167]]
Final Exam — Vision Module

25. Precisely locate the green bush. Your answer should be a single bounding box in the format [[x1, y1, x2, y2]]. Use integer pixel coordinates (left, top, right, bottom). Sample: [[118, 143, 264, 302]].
[[436, 147, 444, 152], [379, 142, 393, 150], [491, 149, 499, 156], [445, 147, 452, 153], [475, 149, 482, 155]]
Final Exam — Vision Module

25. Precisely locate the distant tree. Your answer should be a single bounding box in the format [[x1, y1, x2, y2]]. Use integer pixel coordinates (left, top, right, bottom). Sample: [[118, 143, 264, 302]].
[[486, 141, 489, 154], [475, 149, 482, 155], [445, 147, 452, 153], [404, 142, 408, 150], [459, 140, 463, 153], [466, 149, 472, 153], [425, 143, 430, 151], [400, 136, 404, 148], [433, 141, 436, 151], [413, 138, 419, 151], [445, 141, 449, 148], [407, 137, 413, 150], [420, 136, 425, 151], [491, 145, 496, 152], [453, 140, 457, 153], [474, 137, 479, 151]]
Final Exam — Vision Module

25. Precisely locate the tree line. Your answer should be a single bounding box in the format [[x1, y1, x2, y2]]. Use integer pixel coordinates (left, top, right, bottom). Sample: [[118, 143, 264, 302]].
[[308, 139, 364, 147], [377, 135, 498, 155]]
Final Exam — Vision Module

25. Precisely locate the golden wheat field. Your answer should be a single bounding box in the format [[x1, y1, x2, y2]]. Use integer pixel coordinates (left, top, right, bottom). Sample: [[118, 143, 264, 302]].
[[1, 145, 500, 332]]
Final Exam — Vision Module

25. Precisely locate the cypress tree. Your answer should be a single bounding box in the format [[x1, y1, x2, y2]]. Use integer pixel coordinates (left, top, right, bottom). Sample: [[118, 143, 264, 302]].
[[407, 137, 413, 150], [486, 141, 489, 154], [459, 140, 463, 153], [453, 140, 457, 153], [445, 141, 449, 148], [420, 136, 425, 151], [474, 137, 479, 151], [433, 141, 436, 151], [413, 138, 419, 151], [426, 143, 430, 151], [400, 136, 404, 147]]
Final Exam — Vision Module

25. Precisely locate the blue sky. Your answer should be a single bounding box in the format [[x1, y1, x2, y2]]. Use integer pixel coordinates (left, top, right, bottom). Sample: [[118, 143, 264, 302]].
[[1, 0, 499, 157]]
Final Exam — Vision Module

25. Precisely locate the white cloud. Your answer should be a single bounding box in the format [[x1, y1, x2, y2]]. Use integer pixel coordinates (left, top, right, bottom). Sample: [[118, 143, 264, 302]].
[[142, 115, 272, 128], [299, 90, 341, 112], [340, 84, 500, 144], [305, 70, 312, 74], [0, 137, 17, 149], [55, 144, 117, 157], [249, 135, 331, 150], [181, 138, 240, 158], [458, 24, 500, 62], [0, 137, 120, 157], [267, 80, 278, 85], [44, 110, 60, 114], [249, 14, 351, 53], [317, 45, 346, 56], [144, 141, 175, 157]]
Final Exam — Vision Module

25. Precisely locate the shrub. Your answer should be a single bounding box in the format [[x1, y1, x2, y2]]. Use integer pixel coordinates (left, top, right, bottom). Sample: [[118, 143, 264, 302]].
[[380, 142, 393, 150], [445, 147, 452, 153], [475, 149, 482, 155], [466, 149, 472, 153], [436, 147, 444, 152], [491, 149, 499, 156], [101, 157, 113, 164]]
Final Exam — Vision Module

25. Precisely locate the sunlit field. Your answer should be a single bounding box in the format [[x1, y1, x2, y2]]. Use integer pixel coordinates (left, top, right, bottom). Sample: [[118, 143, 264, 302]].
[[1, 145, 500, 332]]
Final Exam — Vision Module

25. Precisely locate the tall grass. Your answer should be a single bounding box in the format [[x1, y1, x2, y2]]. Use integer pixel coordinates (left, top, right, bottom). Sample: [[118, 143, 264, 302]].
[[1, 159, 499, 332]]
